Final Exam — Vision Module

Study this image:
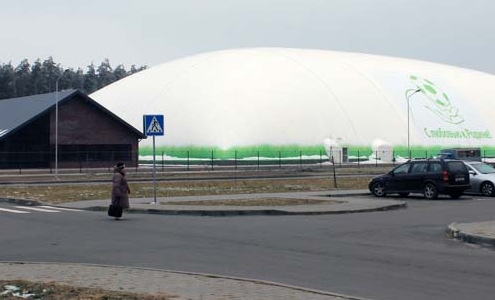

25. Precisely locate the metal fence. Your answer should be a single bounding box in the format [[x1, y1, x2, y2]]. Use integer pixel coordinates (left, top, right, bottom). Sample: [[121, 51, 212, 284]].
[[0, 150, 132, 171], [2, 149, 495, 173], [142, 149, 495, 171]]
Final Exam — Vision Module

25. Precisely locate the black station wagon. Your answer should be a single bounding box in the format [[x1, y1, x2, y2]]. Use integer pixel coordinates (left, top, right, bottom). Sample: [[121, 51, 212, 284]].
[[368, 159, 470, 199]]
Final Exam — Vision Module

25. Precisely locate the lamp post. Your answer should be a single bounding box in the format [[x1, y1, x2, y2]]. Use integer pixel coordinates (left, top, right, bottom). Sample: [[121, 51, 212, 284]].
[[406, 88, 421, 159], [55, 75, 62, 179]]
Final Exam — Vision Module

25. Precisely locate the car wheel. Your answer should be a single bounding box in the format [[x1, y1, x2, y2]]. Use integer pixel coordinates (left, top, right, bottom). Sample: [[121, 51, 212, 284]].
[[423, 183, 438, 199], [480, 182, 495, 197], [371, 182, 386, 197], [398, 192, 410, 197]]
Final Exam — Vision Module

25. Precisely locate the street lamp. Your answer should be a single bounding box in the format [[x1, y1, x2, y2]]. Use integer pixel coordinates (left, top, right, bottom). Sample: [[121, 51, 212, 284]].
[[55, 75, 62, 179], [406, 88, 421, 159]]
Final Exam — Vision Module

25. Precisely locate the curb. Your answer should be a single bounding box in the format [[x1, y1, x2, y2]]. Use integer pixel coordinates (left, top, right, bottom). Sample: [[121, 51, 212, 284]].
[[0, 198, 42, 206], [446, 222, 495, 248], [325, 192, 371, 197], [82, 201, 407, 216], [1, 196, 407, 216]]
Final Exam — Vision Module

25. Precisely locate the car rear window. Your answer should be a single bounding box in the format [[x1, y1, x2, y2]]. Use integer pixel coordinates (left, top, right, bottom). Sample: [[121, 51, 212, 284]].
[[471, 162, 495, 174], [447, 161, 467, 173]]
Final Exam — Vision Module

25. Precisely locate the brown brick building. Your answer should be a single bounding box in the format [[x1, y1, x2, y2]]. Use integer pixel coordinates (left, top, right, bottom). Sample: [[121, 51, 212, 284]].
[[0, 90, 146, 169]]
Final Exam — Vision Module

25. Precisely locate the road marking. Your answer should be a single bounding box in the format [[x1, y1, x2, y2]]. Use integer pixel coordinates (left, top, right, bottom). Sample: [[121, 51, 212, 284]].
[[14, 206, 59, 212], [40, 206, 83, 212], [0, 208, 30, 214]]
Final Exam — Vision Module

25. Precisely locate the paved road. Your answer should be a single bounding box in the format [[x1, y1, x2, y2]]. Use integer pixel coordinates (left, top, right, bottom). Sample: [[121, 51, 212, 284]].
[[1, 194, 495, 300]]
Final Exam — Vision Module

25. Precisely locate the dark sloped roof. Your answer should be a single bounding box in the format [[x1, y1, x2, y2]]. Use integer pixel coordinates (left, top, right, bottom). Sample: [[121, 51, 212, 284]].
[[0, 90, 76, 138], [0, 90, 146, 140]]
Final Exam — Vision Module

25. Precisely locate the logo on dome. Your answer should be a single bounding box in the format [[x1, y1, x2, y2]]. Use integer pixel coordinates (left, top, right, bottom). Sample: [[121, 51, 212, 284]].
[[407, 75, 464, 124]]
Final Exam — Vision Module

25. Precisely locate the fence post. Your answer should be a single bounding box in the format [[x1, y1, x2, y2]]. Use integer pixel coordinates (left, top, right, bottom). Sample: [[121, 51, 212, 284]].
[[331, 154, 337, 188], [279, 151, 281, 169], [357, 150, 360, 168], [300, 150, 302, 169], [235, 150, 237, 170], [320, 149, 322, 168], [187, 150, 190, 171], [49, 150, 53, 174], [257, 151, 260, 170], [211, 150, 214, 171]]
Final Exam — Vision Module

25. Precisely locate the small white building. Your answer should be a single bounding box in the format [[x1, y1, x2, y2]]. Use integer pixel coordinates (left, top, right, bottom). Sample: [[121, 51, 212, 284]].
[[371, 139, 393, 162], [324, 138, 345, 163]]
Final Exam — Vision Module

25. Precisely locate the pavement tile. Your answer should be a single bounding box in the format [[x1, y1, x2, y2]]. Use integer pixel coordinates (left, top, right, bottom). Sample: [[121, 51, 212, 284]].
[[0, 262, 358, 300]]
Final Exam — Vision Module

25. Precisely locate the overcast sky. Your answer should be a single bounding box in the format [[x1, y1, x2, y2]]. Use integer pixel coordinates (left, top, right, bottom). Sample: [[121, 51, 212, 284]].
[[1, 0, 494, 74]]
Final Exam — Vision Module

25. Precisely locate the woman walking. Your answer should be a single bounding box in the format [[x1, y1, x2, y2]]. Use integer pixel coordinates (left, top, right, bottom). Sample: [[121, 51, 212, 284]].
[[111, 162, 131, 220]]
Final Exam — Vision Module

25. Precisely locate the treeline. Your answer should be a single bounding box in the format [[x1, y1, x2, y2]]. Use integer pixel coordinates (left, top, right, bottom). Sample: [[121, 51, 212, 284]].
[[0, 57, 146, 100]]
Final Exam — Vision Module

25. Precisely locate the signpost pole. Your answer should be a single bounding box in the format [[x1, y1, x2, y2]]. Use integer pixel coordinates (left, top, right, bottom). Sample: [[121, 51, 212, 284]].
[[153, 135, 157, 205], [143, 114, 164, 205]]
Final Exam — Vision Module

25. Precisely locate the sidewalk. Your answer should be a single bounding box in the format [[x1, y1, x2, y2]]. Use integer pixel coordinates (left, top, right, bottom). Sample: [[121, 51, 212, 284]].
[[446, 221, 495, 249], [0, 262, 370, 300]]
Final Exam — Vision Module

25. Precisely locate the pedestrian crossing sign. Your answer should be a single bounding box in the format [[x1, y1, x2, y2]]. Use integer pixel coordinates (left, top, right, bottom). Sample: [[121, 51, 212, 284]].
[[143, 115, 164, 136]]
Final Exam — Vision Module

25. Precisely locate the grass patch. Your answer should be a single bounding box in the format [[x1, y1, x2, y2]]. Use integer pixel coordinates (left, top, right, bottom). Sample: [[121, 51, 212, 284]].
[[0, 280, 176, 300], [163, 198, 341, 206], [0, 176, 371, 204]]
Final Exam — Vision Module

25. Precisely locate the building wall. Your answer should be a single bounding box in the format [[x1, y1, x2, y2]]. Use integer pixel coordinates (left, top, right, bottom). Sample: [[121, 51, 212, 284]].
[[51, 95, 135, 144], [0, 113, 51, 168], [0, 93, 142, 169], [48, 94, 140, 168]]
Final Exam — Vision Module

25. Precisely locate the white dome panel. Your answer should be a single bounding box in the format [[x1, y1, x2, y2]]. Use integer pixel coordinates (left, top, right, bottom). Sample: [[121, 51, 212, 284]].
[[91, 48, 495, 149]]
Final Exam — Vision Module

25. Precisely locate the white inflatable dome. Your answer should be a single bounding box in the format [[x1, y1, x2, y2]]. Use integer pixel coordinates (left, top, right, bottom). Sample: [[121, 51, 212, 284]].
[[91, 48, 495, 149]]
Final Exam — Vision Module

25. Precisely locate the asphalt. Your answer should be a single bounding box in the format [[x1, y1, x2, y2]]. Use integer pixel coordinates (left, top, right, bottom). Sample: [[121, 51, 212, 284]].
[[2, 189, 495, 299]]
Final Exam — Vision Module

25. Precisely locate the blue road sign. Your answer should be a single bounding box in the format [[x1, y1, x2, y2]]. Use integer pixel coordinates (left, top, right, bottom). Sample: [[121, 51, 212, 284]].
[[143, 115, 164, 136]]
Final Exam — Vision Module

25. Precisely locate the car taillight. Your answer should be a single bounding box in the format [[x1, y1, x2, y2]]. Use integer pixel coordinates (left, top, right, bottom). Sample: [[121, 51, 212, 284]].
[[443, 171, 449, 182]]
